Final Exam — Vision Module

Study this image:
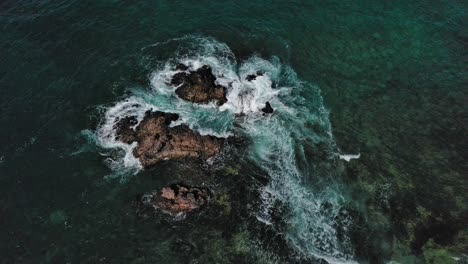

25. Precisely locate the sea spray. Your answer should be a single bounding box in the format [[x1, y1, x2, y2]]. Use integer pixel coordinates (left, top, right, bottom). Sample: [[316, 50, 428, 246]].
[[244, 99, 355, 263], [95, 36, 356, 263]]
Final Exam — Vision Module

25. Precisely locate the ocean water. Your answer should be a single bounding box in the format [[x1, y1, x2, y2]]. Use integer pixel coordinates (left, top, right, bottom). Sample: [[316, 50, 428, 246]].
[[1, 1, 466, 264]]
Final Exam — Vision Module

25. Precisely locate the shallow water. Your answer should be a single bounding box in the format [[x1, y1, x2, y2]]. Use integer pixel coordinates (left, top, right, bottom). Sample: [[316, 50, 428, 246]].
[[1, 1, 466, 263]]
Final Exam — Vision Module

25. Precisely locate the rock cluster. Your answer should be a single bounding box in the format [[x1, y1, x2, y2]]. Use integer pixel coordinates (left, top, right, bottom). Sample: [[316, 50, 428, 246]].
[[114, 110, 223, 168], [116, 64, 277, 217]]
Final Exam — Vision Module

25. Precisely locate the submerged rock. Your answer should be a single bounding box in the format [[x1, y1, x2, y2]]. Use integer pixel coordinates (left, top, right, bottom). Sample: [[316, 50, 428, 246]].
[[261, 101, 274, 114], [170, 64, 227, 105], [137, 184, 211, 217], [114, 110, 224, 168], [49, 210, 68, 225]]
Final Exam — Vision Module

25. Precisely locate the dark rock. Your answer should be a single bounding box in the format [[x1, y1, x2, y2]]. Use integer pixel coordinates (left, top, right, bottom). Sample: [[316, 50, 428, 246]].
[[175, 63, 189, 71], [170, 71, 188, 87], [246, 75, 256, 81], [114, 116, 138, 144], [137, 184, 211, 217], [170, 65, 227, 105], [261, 101, 274, 114], [114, 110, 224, 168], [245, 71, 264, 81]]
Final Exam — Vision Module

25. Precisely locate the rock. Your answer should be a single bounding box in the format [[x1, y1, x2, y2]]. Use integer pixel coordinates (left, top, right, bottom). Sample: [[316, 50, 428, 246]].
[[114, 110, 224, 168], [245, 71, 264, 81], [261, 101, 274, 114], [137, 184, 211, 217], [114, 116, 138, 144], [170, 65, 227, 105], [175, 63, 189, 71]]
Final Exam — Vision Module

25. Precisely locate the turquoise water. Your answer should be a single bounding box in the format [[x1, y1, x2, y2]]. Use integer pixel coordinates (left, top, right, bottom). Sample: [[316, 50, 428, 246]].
[[1, 1, 466, 263]]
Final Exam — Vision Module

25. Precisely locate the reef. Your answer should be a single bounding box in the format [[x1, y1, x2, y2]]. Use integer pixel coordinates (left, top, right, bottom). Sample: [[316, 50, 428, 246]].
[[137, 184, 211, 217]]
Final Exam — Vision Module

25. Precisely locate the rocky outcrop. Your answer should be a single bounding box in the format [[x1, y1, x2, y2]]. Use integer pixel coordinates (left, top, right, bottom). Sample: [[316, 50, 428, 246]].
[[261, 101, 274, 114], [115, 115, 139, 144], [114, 110, 224, 168], [137, 184, 211, 217], [170, 65, 227, 105]]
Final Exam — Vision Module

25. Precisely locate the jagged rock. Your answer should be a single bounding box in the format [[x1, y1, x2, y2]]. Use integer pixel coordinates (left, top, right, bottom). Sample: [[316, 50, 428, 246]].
[[170, 65, 227, 105], [246, 71, 264, 81], [114, 116, 138, 144], [175, 63, 189, 71], [261, 101, 274, 114], [137, 184, 211, 217], [114, 110, 224, 168]]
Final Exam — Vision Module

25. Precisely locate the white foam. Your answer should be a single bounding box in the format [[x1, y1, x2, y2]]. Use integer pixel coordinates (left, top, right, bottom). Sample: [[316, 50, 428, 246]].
[[245, 111, 356, 263], [339, 153, 361, 162], [95, 97, 152, 172], [219, 57, 282, 115]]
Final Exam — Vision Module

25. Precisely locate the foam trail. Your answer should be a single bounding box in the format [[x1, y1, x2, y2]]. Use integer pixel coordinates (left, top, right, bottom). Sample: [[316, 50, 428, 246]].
[[244, 104, 355, 263]]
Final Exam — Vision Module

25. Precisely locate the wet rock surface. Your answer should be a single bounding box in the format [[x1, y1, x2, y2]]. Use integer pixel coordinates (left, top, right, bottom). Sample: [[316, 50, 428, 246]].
[[114, 116, 139, 144], [137, 184, 211, 217], [114, 110, 224, 168], [261, 101, 274, 114], [170, 65, 227, 105], [245, 71, 264, 81]]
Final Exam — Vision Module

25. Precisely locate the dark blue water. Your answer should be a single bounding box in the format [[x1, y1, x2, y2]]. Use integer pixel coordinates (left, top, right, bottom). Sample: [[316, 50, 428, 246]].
[[1, 1, 466, 263]]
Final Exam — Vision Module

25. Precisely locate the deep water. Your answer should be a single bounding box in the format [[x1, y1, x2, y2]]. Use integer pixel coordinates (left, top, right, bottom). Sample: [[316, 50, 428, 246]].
[[1, 1, 466, 264]]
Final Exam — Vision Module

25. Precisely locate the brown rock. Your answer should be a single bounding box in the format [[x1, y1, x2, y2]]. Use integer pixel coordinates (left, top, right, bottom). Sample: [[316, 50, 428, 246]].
[[138, 184, 211, 217], [161, 187, 176, 200], [170, 65, 227, 105], [114, 110, 224, 168]]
